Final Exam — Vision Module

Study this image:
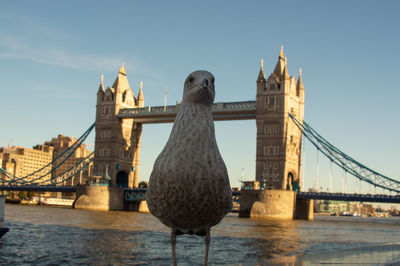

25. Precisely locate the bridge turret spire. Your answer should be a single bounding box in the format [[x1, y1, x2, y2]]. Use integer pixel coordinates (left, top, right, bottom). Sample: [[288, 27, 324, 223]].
[[137, 81, 144, 107], [296, 68, 304, 97], [273, 45, 287, 78], [119, 62, 126, 75], [282, 65, 290, 80], [112, 63, 131, 93], [97, 74, 105, 95], [257, 58, 266, 83]]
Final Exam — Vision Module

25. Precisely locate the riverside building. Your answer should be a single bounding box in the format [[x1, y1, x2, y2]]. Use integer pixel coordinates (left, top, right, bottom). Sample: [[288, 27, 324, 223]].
[[0, 134, 93, 188], [44, 134, 93, 186], [0, 145, 54, 184]]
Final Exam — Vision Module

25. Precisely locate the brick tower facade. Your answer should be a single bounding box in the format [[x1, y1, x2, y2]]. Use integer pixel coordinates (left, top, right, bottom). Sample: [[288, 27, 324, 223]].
[[94, 65, 144, 188], [255, 46, 305, 191]]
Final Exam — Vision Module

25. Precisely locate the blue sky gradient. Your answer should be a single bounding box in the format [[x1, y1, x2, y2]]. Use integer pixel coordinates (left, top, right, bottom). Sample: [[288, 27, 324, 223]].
[[1, 1, 399, 191]]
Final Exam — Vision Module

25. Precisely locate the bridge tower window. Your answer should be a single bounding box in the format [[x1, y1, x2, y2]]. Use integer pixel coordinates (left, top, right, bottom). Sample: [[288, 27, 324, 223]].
[[269, 97, 275, 105], [116, 171, 129, 188]]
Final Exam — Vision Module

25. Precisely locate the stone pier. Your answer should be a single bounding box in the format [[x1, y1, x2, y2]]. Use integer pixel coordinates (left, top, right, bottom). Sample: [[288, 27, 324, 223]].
[[73, 184, 149, 212], [239, 189, 313, 220], [73, 184, 125, 211]]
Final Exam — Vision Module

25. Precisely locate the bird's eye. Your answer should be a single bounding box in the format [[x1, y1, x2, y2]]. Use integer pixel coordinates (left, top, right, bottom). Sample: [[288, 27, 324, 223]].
[[186, 76, 194, 85], [211, 77, 215, 84]]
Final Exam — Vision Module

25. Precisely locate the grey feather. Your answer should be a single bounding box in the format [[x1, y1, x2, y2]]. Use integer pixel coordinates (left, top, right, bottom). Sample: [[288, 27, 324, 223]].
[[146, 70, 232, 234]]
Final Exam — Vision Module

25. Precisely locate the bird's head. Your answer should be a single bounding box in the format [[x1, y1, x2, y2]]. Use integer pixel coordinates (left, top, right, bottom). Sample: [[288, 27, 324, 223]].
[[182, 70, 215, 106]]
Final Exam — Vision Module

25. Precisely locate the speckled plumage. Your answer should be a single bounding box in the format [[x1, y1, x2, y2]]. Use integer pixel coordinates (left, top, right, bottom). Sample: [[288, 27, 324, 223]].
[[146, 71, 232, 265]]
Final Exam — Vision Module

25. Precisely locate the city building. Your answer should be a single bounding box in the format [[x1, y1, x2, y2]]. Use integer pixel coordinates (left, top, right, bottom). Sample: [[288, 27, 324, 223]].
[[0, 134, 93, 189], [314, 200, 375, 216], [44, 134, 93, 186], [0, 145, 54, 184]]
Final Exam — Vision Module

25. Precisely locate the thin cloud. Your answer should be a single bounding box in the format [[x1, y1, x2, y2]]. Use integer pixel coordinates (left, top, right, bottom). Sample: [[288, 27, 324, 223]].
[[0, 11, 70, 41], [43, 93, 88, 100], [33, 85, 89, 100], [0, 34, 139, 72]]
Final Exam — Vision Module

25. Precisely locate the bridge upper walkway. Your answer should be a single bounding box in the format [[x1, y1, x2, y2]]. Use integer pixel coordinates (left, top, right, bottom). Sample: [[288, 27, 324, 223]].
[[118, 101, 257, 123]]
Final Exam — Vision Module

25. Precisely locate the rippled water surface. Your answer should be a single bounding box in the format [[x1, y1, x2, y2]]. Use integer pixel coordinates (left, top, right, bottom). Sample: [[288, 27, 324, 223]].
[[1, 204, 400, 265]]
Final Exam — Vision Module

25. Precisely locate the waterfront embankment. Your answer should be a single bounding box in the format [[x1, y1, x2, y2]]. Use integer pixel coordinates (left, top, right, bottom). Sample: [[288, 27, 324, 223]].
[[1, 204, 400, 264]]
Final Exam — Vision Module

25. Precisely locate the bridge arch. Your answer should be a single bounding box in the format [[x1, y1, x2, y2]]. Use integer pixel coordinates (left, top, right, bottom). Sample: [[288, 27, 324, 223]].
[[286, 171, 299, 192], [116, 170, 129, 188], [138, 181, 148, 188]]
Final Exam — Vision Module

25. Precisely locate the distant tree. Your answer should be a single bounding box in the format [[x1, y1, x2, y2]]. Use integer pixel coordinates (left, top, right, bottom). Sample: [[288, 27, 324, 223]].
[[27, 191, 36, 199], [17, 191, 26, 199]]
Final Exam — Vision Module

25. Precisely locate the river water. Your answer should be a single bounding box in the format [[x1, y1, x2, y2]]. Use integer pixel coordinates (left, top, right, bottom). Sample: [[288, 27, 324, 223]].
[[1, 204, 400, 265]]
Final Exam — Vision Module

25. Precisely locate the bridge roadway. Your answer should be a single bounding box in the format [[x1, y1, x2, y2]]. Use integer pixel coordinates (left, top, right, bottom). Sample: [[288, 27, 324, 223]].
[[0, 185, 76, 193], [118, 101, 257, 123], [2, 185, 400, 204], [124, 189, 400, 204], [296, 191, 400, 204]]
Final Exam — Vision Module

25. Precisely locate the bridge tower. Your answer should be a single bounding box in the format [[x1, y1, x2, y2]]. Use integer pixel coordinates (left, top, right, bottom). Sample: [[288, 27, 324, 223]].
[[255, 46, 305, 191], [94, 65, 144, 188]]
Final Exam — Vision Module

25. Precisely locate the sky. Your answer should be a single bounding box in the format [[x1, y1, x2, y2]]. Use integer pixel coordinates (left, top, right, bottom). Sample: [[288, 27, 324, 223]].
[[1, 1, 399, 192]]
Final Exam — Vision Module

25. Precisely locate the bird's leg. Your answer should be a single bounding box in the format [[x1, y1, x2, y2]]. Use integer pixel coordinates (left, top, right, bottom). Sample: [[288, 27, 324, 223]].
[[204, 228, 211, 266], [171, 228, 177, 266]]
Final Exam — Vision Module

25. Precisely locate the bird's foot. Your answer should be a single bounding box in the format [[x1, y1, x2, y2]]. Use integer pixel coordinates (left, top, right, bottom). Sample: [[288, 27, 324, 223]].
[[204, 228, 211, 266], [171, 228, 177, 266]]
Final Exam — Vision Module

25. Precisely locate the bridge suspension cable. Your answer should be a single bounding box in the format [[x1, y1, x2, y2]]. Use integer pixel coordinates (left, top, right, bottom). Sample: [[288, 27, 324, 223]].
[[0, 157, 94, 188], [28, 152, 94, 185], [0, 123, 95, 185], [0, 152, 94, 186], [289, 113, 400, 194]]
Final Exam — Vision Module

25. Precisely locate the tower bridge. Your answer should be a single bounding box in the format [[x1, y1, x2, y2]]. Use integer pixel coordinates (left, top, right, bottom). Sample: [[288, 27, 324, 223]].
[[92, 46, 304, 194], [71, 46, 307, 215], [2, 46, 399, 218]]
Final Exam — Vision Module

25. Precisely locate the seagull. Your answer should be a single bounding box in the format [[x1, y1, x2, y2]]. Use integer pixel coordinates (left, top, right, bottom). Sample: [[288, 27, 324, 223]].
[[146, 70, 232, 265]]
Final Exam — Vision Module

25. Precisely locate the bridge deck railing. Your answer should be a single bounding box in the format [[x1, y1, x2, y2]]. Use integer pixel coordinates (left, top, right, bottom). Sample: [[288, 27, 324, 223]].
[[118, 100, 257, 118]]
